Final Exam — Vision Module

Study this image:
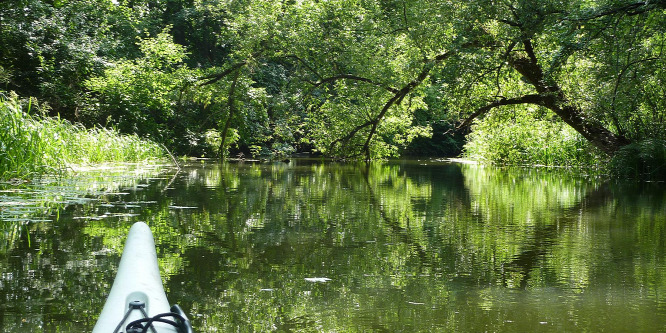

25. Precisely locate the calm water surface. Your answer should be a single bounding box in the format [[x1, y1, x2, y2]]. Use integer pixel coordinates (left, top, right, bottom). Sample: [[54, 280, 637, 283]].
[[1, 159, 665, 332]]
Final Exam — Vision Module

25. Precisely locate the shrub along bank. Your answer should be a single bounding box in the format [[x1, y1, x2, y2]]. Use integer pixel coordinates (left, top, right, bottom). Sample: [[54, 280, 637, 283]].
[[463, 107, 666, 181]]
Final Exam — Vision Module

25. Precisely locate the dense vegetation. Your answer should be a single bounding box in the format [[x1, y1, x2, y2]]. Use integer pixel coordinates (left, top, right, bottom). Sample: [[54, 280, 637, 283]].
[[0, 92, 163, 178], [1, 0, 665, 177]]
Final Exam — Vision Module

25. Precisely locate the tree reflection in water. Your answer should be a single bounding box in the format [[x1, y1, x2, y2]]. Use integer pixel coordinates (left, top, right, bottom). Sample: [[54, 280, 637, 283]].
[[0, 160, 665, 332]]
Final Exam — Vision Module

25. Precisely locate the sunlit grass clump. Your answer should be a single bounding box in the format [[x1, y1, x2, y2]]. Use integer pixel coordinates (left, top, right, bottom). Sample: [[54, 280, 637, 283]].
[[1, 92, 164, 178]]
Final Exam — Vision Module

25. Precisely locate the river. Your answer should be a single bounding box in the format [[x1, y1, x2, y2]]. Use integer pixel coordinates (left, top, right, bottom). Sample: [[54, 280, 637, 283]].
[[1, 159, 665, 332]]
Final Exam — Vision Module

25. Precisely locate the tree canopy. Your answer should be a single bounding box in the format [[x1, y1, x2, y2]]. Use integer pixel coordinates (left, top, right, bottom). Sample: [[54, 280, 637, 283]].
[[2, 0, 665, 164]]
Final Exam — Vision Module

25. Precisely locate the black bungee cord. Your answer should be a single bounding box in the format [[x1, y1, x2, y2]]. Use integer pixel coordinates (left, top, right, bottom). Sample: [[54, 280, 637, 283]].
[[113, 300, 193, 333]]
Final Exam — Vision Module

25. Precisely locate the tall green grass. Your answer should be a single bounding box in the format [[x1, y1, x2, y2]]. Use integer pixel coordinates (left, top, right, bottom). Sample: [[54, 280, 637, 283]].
[[1, 92, 164, 179]]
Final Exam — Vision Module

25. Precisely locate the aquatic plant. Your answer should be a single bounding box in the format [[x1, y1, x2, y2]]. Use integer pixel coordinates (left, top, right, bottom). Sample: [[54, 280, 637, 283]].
[[0, 92, 165, 179]]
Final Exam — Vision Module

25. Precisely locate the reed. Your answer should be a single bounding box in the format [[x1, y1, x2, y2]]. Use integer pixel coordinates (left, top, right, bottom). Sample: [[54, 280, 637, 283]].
[[0, 92, 164, 179]]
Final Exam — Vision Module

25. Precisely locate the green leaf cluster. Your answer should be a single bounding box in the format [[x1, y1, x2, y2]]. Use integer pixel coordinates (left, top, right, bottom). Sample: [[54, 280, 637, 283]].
[[84, 28, 196, 141]]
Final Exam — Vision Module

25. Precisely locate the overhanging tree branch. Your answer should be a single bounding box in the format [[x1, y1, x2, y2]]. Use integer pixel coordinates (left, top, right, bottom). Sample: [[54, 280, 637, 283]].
[[313, 74, 399, 93], [507, 39, 630, 155], [457, 94, 544, 129], [568, 0, 666, 21], [328, 118, 376, 154], [198, 61, 247, 86], [358, 50, 459, 159], [285, 54, 324, 81], [321, 42, 483, 159]]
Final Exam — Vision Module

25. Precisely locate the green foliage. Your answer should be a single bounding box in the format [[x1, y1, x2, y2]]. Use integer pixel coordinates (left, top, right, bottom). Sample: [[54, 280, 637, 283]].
[[306, 91, 431, 159], [463, 107, 604, 167], [0, 92, 164, 179], [269, 142, 296, 160], [84, 28, 198, 142], [221, 128, 240, 157], [203, 129, 222, 157], [429, 0, 666, 160], [0, 65, 11, 87], [609, 139, 666, 181], [404, 95, 466, 157], [556, 4, 666, 143], [0, 0, 145, 117], [3, 0, 666, 171]]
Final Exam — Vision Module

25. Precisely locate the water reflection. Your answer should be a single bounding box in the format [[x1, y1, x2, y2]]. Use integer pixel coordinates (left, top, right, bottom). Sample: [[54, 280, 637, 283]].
[[0, 160, 665, 332]]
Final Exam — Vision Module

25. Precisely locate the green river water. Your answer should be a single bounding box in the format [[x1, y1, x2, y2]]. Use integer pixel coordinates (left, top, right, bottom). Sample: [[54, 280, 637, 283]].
[[1, 159, 665, 332]]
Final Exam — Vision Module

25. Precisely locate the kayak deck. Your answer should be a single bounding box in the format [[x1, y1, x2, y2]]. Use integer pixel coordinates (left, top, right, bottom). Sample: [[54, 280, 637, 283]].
[[93, 222, 192, 333]]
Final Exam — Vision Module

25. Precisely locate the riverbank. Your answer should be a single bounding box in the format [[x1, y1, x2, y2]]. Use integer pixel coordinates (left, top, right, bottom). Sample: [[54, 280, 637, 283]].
[[0, 92, 165, 179]]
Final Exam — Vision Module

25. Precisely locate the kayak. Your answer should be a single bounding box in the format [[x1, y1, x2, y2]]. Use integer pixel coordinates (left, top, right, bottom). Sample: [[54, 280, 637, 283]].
[[93, 222, 193, 333]]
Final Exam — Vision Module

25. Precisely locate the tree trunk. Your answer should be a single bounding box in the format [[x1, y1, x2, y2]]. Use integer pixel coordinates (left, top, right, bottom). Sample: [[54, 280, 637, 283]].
[[509, 41, 630, 155], [538, 94, 631, 155], [219, 69, 241, 157]]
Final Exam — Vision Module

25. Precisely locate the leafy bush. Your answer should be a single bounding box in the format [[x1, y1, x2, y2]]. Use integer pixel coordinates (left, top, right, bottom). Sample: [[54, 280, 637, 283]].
[[609, 139, 666, 181], [84, 28, 197, 144], [463, 107, 604, 167]]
